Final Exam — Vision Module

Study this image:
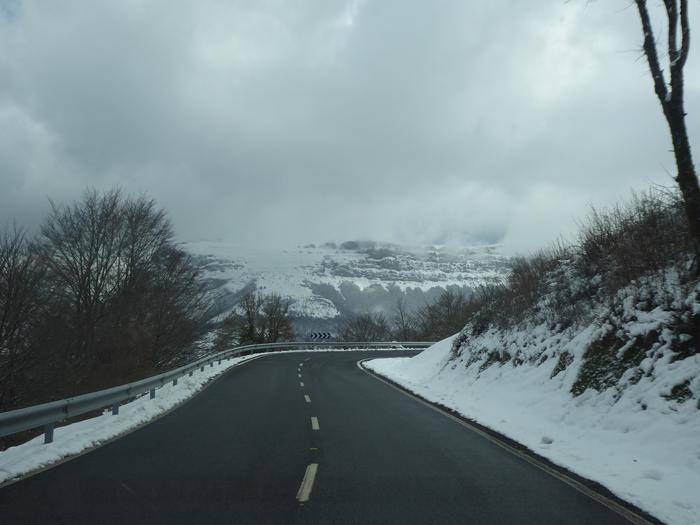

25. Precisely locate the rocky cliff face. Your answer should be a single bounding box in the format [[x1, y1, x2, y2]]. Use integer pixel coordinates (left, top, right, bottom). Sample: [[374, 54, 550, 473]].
[[184, 240, 511, 335]]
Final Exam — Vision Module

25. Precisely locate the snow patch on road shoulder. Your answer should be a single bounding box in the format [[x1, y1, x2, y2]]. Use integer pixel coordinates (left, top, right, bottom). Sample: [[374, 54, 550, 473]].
[[365, 335, 700, 525], [0, 354, 262, 485]]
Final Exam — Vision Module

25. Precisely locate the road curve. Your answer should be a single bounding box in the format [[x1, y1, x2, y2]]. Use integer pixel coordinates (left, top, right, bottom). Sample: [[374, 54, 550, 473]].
[[0, 351, 634, 524]]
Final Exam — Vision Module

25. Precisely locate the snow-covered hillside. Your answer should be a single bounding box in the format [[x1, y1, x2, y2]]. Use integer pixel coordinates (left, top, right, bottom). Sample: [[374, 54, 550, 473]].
[[184, 240, 510, 329], [366, 269, 700, 525]]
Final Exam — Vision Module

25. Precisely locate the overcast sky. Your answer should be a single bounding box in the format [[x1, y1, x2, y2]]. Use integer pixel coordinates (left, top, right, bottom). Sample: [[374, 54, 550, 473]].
[[1, 1, 699, 253]]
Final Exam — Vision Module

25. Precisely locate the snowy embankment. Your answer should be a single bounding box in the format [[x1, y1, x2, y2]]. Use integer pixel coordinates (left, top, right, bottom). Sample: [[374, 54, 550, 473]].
[[0, 354, 262, 485], [0, 347, 409, 485], [366, 277, 700, 525]]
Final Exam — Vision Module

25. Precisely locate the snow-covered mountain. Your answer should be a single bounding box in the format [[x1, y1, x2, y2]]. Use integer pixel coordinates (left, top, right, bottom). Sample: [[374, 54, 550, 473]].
[[183, 240, 511, 333]]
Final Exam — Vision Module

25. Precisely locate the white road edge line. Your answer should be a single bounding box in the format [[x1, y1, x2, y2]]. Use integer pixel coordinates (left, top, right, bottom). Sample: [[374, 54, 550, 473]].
[[296, 463, 319, 503], [356, 359, 652, 525], [311, 416, 320, 430], [298, 374, 302, 378], [304, 395, 311, 403], [300, 381, 304, 387]]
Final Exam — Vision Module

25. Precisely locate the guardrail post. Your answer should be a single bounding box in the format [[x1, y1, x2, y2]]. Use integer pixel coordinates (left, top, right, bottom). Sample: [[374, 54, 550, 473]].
[[210, 361, 213, 368], [189, 370, 193, 377], [218, 359, 222, 365], [149, 388, 155, 399], [111, 404, 119, 416], [172, 378, 178, 386], [200, 365, 204, 372], [44, 423, 55, 444]]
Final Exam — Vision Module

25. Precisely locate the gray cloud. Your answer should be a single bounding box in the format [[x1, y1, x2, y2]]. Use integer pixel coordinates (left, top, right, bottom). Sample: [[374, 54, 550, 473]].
[[1, 0, 698, 254]]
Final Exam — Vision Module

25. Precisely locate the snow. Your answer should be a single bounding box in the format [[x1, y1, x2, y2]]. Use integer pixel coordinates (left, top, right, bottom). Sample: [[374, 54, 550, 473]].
[[0, 347, 414, 486], [184, 241, 509, 320], [0, 354, 262, 485], [281, 347, 417, 353], [366, 328, 700, 525]]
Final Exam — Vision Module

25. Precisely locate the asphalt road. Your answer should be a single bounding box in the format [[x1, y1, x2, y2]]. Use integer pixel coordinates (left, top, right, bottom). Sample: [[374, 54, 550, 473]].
[[0, 351, 635, 524]]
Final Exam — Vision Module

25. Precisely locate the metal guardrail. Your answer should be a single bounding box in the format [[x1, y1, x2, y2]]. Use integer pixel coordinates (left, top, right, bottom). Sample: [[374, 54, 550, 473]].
[[0, 341, 432, 445]]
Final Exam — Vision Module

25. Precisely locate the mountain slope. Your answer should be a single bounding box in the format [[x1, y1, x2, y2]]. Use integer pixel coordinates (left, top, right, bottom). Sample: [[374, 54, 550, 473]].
[[184, 240, 511, 334]]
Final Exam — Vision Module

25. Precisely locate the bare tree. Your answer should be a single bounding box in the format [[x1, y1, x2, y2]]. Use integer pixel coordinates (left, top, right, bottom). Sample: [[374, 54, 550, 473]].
[[634, 0, 700, 255], [339, 312, 390, 341], [39, 188, 126, 362], [391, 297, 416, 340], [237, 292, 262, 344], [0, 227, 45, 410], [0, 188, 208, 415], [213, 311, 240, 352], [414, 289, 472, 340], [233, 291, 295, 345], [137, 246, 208, 369], [120, 195, 173, 290], [260, 293, 294, 343]]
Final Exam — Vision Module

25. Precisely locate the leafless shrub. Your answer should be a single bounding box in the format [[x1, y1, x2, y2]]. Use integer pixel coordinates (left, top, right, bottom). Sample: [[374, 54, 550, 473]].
[[506, 242, 573, 312], [413, 289, 475, 340], [260, 293, 295, 343], [339, 311, 390, 341], [459, 188, 695, 338], [577, 189, 692, 291], [215, 291, 295, 347]]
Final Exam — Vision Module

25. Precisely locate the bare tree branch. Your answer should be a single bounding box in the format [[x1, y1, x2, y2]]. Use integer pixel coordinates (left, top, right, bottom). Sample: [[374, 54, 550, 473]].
[[635, 0, 670, 104]]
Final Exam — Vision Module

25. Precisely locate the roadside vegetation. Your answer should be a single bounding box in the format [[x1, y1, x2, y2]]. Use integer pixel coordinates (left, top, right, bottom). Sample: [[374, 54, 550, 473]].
[[212, 291, 295, 349], [451, 187, 699, 400], [0, 189, 208, 420], [463, 189, 693, 331], [338, 188, 698, 368], [338, 288, 473, 342]]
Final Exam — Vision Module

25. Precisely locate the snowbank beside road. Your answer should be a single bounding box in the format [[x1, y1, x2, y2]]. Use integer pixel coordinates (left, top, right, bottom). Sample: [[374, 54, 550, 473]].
[[0, 354, 262, 485], [366, 335, 700, 525], [0, 348, 417, 486]]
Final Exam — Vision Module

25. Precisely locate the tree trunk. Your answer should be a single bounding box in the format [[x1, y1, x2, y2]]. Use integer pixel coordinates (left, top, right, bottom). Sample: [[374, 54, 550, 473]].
[[664, 101, 700, 253], [634, 0, 700, 261]]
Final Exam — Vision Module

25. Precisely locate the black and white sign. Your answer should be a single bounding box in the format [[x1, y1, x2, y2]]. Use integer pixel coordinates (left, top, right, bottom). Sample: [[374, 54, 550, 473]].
[[309, 332, 333, 340]]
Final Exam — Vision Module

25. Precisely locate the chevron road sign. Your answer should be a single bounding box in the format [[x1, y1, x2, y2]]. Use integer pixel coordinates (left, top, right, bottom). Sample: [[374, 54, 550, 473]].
[[309, 332, 333, 340]]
